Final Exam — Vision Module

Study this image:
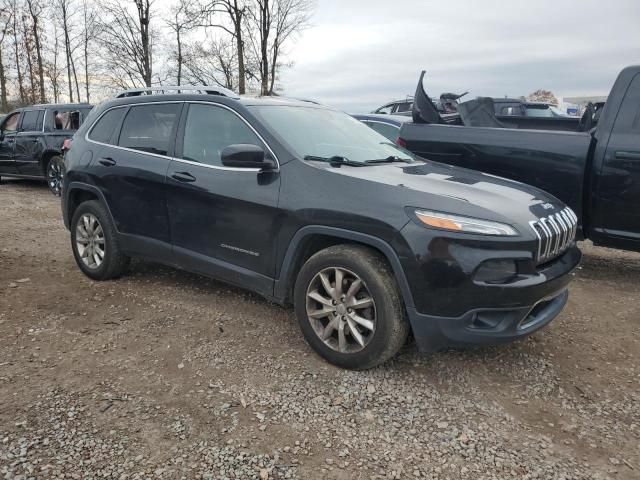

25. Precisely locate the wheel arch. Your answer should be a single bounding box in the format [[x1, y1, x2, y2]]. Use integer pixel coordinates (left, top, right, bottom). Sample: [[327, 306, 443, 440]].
[[65, 182, 116, 231], [40, 150, 63, 175], [274, 226, 415, 309]]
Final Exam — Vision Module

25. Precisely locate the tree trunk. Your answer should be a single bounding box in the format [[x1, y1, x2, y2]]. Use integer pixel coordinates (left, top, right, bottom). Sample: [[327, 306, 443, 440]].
[[12, 3, 25, 103], [232, 0, 245, 94], [28, 1, 45, 102], [84, 38, 90, 102], [137, 0, 152, 87], [0, 50, 7, 112], [260, 2, 270, 96], [62, 3, 73, 102], [23, 17, 36, 103], [176, 28, 182, 86]]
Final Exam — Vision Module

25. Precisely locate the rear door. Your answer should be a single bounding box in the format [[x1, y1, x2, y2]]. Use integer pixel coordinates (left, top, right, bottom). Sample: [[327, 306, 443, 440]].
[[594, 72, 640, 240], [166, 102, 281, 295], [15, 109, 45, 176], [0, 112, 20, 175], [87, 102, 181, 249]]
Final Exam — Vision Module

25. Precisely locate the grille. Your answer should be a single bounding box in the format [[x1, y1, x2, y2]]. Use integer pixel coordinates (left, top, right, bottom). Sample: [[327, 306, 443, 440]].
[[529, 207, 578, 263]]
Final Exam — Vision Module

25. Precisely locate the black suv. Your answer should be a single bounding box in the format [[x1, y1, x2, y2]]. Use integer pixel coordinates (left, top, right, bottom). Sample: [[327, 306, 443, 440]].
[[62, 86, 581, 369], [0, 104, 93, 195]]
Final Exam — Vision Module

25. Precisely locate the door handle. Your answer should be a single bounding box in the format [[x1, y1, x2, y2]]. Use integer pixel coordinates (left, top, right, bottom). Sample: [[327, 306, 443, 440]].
[[171, 171, 196, 183], [98, 157, 116, 166], [615, 151, 640, 161]]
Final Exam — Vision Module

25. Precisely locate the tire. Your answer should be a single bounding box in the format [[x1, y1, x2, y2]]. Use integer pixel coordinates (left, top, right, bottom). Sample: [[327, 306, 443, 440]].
[[293, 244, 409, 369], [70, 200, 130, 280], [46, 155, 64, 196]]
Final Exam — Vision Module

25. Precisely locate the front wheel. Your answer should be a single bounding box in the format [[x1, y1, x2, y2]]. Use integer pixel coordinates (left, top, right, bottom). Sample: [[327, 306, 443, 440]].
[[294, 245, 409, 369], [46, 155, 65, 196]]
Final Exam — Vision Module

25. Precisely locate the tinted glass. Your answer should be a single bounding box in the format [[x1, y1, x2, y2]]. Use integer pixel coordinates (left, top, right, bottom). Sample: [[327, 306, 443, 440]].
[[2, 113, 20, 133], [119, 104, 180, 155], [395, 102, 412, 113], [89, 108, 127, 144], [182, 104, 262, 166], [366, 121, 400, 142], [250, 105, 415, 164], [21, 110, 41, 131]]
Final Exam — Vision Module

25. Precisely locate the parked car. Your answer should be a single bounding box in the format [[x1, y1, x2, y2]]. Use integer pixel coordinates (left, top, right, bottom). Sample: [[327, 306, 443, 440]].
[[0, 103, 93, 195], [399, 66, 640, 253], [372, 98, 414, 115], [62, 86, 581, 369]]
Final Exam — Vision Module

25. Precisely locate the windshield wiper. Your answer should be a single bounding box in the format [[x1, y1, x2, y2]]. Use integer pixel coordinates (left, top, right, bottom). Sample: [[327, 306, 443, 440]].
[[303, 155, 366, 167], [364, 155, 413, 164]]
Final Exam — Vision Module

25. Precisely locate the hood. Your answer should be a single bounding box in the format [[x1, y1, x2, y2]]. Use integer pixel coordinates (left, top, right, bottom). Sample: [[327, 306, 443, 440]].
[[412, 71, 447, 125], [320, 159, 567, 230]]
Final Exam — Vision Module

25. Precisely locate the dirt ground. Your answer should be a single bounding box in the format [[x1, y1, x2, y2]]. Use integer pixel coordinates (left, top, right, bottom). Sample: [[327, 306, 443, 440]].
[[1, 179, 639, 480]]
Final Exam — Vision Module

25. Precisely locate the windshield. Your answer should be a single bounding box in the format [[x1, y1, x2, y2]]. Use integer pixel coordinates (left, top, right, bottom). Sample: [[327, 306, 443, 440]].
[[249, 105, 416, 164]]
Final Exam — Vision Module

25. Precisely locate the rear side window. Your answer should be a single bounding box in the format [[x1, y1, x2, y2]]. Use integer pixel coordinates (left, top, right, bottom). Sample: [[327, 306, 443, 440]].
[[20, 110, 42, 131], [88, 108, 127, 144], [118, 104, 180, 156], [181, 104, 262, 166], [50, 108, 88, 131]]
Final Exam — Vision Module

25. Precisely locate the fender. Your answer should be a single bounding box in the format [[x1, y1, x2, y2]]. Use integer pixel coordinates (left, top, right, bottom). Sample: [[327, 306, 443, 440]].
[[273, 225, 415, 308], [64, 181, 117, 230]]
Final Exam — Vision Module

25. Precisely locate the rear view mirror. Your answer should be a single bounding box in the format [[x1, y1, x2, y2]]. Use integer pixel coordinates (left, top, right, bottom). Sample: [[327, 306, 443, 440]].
[[221, 144, 275, 170]]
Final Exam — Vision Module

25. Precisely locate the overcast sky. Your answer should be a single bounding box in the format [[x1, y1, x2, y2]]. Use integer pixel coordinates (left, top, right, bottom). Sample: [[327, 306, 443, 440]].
[[279, 0, 640, 112]]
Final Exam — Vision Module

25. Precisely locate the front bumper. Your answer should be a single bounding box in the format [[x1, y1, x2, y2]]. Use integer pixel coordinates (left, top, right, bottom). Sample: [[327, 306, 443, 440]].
[[407, 288, 569, 352], [395, 222, 582, 351]]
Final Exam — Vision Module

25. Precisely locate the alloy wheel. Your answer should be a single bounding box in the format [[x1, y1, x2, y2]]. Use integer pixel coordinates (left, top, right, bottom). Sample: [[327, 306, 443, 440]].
[[305, 267, 376, 353], [76, 213, 106, 269], [48, 159, 63, 195]]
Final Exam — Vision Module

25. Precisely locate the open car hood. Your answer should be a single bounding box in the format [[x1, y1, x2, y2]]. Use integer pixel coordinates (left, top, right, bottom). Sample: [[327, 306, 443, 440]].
[[412, 71, 446, 125]]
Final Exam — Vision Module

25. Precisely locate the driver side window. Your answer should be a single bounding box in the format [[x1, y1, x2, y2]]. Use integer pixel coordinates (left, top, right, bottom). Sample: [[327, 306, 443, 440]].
[[2, 113, 20, 133], [375, 104, 394, 115], [181, 104, 263, 167]]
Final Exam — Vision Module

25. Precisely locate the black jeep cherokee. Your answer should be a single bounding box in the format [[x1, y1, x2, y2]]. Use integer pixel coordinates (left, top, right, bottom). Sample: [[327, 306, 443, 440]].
[[61, 86, 581, 369], [0, 103, 93, 194]]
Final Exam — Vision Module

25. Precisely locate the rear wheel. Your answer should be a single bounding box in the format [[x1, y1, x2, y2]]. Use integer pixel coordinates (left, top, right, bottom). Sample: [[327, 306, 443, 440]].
[[46, 155, 64, 196], [70, 200, 130, 280], [294, 245, 409, 369]]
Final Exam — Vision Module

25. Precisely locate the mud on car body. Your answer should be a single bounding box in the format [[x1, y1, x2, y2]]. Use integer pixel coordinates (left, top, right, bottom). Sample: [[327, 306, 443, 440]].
[[61, 86, 581, 369]]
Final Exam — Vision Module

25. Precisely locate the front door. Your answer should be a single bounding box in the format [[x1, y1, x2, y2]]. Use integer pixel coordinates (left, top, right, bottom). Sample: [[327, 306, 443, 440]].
[[166, 102, 281, 295], [593, 72, 640, 241], [14, 109, 45, 176], [0, 112, 21, 175]]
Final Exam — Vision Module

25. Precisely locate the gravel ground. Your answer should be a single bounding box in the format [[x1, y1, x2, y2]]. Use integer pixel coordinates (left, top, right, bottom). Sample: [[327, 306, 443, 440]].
[[0, 179, 639, 480]]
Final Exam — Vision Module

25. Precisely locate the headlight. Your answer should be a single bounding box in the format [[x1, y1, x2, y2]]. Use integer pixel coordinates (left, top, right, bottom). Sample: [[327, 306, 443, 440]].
[[414, 210, 518, 236]]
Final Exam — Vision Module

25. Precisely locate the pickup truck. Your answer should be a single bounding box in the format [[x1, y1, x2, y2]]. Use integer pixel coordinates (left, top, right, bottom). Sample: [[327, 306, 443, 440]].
[[0, 103, 93, 195], [398, 66, 640, 253]]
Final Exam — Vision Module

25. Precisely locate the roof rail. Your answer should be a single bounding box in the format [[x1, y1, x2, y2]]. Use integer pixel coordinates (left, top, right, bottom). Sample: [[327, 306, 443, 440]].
[[114, 85, 240, 99]]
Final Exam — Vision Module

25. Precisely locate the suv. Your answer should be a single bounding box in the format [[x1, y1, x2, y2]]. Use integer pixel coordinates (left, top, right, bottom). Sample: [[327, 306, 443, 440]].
[[0, 104, 93, 195], [62, 86, 581, 369], [373, 99, 413, 115]]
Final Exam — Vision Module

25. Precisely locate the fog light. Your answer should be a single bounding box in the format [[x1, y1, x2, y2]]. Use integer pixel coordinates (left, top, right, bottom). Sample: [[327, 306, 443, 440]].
[[474, 259, 517, 284]]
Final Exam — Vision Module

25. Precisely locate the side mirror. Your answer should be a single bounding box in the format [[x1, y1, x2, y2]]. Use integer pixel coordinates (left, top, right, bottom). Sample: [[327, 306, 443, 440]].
[[221, 144, 275, 170]]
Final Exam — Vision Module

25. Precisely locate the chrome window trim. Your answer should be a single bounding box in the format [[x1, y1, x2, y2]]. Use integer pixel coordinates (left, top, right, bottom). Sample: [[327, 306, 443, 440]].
[[362, 119, 402, 130], [84, 100, 280, 173]]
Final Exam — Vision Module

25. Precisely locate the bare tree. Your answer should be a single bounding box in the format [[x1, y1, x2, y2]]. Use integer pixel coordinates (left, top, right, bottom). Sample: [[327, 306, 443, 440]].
[[26, 0, 45, 102], [21, 12, 37, 103], [98, 0, 154, 88], [166, 0, 197, 86], [196, 0, 248, 94], [11, 0, 26, 103], [81, 0, 97, 102], [182, 37, 238, 89], [246, 0, 313, 95], [44, 21, 64, 102], [56, 0, 76, 101], [0, 4, 12, 111]]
